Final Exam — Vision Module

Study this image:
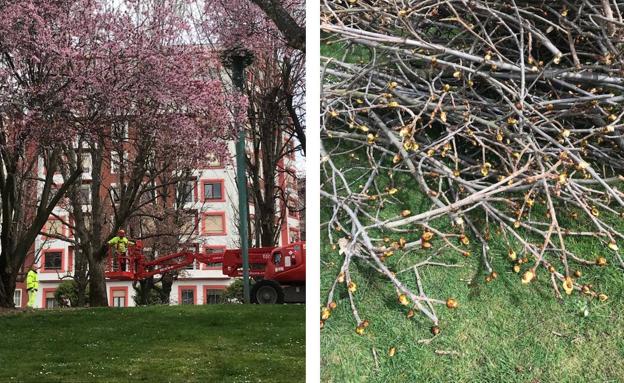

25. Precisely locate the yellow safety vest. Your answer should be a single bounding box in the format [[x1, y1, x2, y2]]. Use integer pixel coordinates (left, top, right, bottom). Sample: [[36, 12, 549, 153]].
[[26, 270, 39, 290], [108, 236, 133, 253]]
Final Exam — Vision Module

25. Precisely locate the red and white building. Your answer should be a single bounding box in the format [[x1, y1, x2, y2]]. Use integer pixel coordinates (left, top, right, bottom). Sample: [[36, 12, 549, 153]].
[[13, 138, 302, 308]]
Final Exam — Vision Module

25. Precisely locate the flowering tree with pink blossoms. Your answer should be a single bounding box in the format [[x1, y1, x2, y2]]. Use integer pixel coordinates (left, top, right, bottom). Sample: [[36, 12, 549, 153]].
[[0, 0, 237, 307]]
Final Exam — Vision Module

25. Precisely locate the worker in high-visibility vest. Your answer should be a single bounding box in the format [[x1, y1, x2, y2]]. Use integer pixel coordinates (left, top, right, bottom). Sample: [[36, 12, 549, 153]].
[[108, 230, 135, 271], [26, 265, 39, 308]]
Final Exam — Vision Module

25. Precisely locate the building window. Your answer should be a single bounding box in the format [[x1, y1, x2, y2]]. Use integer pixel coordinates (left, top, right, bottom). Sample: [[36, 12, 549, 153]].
[[206, 153, 222, 168], [288, 199, 298, 218], [203, 180, 224, 202], [13, 289, 22, 308], [180, 289, 195, 305], [80, 184, 91, 205], [182, 245, 199, 270], [205, 289, 223, 304], [289, 229, 300, 244], [43, 251, 63, 270], [202, 213, 226, 236], [111, 288, 127, 307], [204, 246, 225, 268], [111, 151, 120, 174], [110, 185, 121, 203], [177, 180, 195, 204], [45, 290, 57, 309], [112, 121, 128, 141], [81, 153, 92, 174], [43, 219, 64, 238]]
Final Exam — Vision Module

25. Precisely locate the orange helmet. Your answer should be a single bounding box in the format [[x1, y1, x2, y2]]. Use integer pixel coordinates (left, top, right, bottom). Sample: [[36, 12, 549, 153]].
[[118, 229, 125, 237]]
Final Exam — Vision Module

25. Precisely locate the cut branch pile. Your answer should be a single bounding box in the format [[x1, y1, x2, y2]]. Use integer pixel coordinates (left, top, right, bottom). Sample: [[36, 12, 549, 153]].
[[320, 0, 624, 335]]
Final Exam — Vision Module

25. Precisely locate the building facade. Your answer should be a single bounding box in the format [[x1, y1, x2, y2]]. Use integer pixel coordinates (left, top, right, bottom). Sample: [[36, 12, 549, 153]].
[[14, 138, 302, 308]]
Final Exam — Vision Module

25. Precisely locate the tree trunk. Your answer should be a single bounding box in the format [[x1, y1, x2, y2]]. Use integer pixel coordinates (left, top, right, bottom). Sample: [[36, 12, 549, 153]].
[[0, 269, 17, 308], [88, 259, 108, 307], [160, 273, 174, 304], [135, 277, 154, 305]]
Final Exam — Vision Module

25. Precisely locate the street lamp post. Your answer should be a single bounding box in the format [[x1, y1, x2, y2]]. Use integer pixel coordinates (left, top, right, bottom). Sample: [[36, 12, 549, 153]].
[[222, 47, 254, 304]]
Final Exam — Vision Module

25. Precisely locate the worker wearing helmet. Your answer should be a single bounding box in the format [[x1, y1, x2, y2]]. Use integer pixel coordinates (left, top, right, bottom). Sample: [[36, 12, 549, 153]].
[[26, 265, 39, 308], [108, 229, 135, 271]]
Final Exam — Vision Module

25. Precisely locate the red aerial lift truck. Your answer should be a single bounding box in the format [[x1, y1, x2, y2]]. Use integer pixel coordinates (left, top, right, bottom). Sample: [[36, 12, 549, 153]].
[[105, 241, 306, 304]]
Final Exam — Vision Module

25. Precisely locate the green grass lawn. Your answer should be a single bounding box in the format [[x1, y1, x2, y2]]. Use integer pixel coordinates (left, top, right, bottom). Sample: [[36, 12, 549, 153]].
[[0, 304, 305, 382], [320, 142, 624, 382]]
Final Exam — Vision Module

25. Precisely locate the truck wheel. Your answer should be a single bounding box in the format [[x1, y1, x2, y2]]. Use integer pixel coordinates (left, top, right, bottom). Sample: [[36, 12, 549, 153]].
[[251, 280, 284, 304]]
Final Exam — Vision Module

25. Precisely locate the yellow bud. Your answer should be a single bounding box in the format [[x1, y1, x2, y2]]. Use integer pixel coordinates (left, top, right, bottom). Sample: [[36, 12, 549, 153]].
[[388, 347, 396, 357], [446, 298, 458, 309], [608, 241, 619, 251], [577, 161, 589, 170], [421, 231, 434, 241], [388, 188, 398, 195], [401, 210, 411, 217], [348, 281, 357, 292], [596, 257, 607, 266], [388, 101, 399, 108], [321, 308, 331, 320], [562, 277, 574, 295], [591, 206, 600, 217], [521, 270, 535, 284], [508, 249, 517, 261], [398, 294, 409, 306], [598, 293, 608, 302], [459, 235, 470, 246]]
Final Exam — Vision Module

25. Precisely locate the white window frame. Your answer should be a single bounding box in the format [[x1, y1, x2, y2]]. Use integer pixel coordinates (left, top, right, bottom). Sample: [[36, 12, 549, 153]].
[[113, 296, 125, 307], [81, 152, 92, 175], [79, 183, 92, 205], [13, 289, 22, 308]]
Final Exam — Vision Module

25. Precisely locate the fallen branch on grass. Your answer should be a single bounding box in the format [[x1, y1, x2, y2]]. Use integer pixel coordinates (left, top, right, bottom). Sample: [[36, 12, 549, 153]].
[[321, 0, 623, 336]]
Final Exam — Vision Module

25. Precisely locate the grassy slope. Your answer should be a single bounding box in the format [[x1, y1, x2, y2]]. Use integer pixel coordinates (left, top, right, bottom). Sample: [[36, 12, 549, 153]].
[[0, 305, 305, 382]]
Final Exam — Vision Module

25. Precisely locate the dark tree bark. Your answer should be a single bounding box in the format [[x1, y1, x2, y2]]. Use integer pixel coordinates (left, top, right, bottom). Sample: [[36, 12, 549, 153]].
[[249, 0, 305, 52]]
